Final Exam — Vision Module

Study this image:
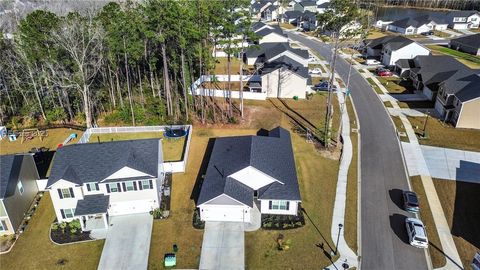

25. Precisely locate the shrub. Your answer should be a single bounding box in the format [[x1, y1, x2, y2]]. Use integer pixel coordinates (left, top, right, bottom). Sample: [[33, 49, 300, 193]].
[[51, 223, 59, 230], [46, 108, 67, 124], [59, 222, 67, 233], [69, 219, 82, 232], [152, 208, 163, 219]]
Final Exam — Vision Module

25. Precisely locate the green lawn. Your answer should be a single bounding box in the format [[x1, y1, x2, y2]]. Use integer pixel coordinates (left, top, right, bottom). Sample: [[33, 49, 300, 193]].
[[376, 77, 415, 94], [0, 192, 104, 270], [366, 78, 383, 94], [407, 116, 480, 151], [92, 132, 186, 161], [213, 57, 253, 75], [391, 116, 409, 143], [410, 176, 446, 268], [383, 101, 393, 108], [427, 45, 480, 69], [279, 23, 296, 29]]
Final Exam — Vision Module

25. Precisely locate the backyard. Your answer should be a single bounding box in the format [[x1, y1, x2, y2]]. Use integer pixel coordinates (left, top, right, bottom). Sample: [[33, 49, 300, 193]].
[[0, 192, 105, 269], [427, 45, 480, 69], [407, 116, 480, 152], [91, 132, 186, 161], [213, 57, 254, 75]]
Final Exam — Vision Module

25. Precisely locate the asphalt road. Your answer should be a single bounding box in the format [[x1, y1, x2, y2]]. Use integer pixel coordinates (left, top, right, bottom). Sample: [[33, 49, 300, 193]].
[[288, 32, 429, 270]]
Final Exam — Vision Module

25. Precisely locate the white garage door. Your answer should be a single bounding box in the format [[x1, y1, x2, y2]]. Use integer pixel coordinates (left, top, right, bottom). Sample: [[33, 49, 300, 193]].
[[201, 206, 250, 222], [109, 200, 155, 216]]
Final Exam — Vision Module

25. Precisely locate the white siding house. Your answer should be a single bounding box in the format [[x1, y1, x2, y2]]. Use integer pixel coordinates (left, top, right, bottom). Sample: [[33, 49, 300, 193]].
[[382, 42, 430, 66]]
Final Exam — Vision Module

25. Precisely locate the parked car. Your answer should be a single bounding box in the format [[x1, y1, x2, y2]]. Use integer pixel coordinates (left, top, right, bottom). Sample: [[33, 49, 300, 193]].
[[421, 30, 434, 36], [308, 56, 317, 62], [309, 68, 322, 74], [403, 191, 420, 213], [405, 218, 428, 248], [377, 69, 393, 77], [366, 59, 381, 65], [313, 81, 336, 91]]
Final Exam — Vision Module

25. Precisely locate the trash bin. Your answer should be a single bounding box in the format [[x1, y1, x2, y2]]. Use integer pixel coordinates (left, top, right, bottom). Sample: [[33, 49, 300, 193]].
[[293, 96, 299, 100], [173, 244, 178, 252]]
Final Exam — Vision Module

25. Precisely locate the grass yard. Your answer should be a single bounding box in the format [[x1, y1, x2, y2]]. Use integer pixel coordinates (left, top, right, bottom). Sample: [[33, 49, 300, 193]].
[[410, 176, 446, 268], [201, 81, 243, 91], [358, 69, 365, 73], [213, 57, 246, 75], [376, 76, 415, 94], [279, 23, 296, 29], [366, 78, 383, 94], [367, 29, 389, 39], [383, 101, 393, 108], [433, 30, 451, 38], [407, 116, 480, 151], [397, 101, 434, 109], [92, 132, 186, 161], [344, 96, 358, 253], [391, 116, 409, 143], [0, 192, 104, 270], [0, 128, 83, 155], [427, 45, 480, 69], [311, 76, 328, 85], [433, 178, 480, 269]]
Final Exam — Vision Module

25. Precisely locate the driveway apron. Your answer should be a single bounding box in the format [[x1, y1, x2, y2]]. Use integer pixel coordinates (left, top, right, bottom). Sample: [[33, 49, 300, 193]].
[[199, 221, 244, 270], [97, 213, 153, 270]]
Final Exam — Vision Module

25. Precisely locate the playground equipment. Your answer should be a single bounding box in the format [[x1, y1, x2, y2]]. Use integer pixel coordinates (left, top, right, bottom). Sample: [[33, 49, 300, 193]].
[[17, 128, 48, 144], [0, 126, 6, 140], [63, 133, 77, 145]]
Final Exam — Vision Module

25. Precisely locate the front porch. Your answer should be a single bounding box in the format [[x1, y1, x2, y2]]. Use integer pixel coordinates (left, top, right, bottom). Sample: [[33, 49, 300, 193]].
[[74, 194, 110, 232]]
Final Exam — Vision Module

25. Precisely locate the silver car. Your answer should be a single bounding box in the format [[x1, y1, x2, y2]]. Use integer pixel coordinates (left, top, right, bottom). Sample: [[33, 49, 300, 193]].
[[405, 218, 428, 248]]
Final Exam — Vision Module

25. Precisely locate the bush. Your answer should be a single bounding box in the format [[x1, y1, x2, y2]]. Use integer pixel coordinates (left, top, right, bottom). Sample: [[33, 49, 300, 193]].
[[59, 222, 67, 233], [51, 223, 59, 230], [46, 108, 67, 124], [69, 219, 82, 232], [152, 208, 163, 219]]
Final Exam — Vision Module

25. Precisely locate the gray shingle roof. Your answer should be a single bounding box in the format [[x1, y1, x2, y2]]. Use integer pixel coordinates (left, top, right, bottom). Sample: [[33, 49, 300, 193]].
[[441, 70, 480, 102], [384, 36, 415, 51], [261, 56, 309, 79], [252, 22, 268, 32], [390, 15, 433, 28], [447, 10, 480, 19], [255, 25, 286, 38], [284, 10, 303, 20], [47, 139, 160, 187], [413, 55, 466, 90], [451, 33, 480, 49], [300, 1, 316, 7], [74, 194, 110, 216], [197, 127, 301, 207], [0, 154, 23, 199]]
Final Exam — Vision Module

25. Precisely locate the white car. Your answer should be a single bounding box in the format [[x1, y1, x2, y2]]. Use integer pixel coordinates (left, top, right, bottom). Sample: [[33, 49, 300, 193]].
[[309, 68, 322, 74], [405, 218, 428, 248], [365, 59, 381, 65], [308, 56, 317, 62]]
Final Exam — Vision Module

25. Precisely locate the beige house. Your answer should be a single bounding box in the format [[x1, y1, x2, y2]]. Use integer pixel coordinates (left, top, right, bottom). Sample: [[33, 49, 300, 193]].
[[434, 70, 480, 129]]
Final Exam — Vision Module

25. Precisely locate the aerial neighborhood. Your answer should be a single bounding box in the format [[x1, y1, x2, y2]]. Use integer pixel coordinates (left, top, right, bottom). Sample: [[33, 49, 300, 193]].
[[0, 0, 479, 270]]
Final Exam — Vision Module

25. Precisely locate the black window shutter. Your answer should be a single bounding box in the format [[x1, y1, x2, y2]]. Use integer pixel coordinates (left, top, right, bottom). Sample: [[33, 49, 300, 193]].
[[57, 189, 63, 199], [106, 184, 110, 193], [95, 183, 99, 190], [60, 209, 66, 219], [138, 181, 143, 190], [122, 182, 127, 192], [87, 184, 91, 191], [149, 180, 153, 189], [69, 187, 75, 198], [286, 201, 290, 210], [269, 201, 272, 210], [133, 181, 137, 191], [117, 183, 122, 192]]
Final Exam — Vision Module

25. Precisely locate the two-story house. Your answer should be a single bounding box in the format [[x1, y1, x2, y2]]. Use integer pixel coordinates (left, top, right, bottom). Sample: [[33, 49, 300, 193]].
[[434, 70, 480, 129], [46, 139, 165, 232], [365, 36, 430, 66], [293, 1, 317, 13], [0, 154, 40, 235], [446, 10, 480, 29]]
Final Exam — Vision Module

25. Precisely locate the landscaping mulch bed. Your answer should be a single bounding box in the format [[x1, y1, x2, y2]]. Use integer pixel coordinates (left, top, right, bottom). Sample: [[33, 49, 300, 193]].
[[192, 209, 205, 230], [0, 236, 16, 252], [261, 210, 306, 230], [51, 226, 91, 244]]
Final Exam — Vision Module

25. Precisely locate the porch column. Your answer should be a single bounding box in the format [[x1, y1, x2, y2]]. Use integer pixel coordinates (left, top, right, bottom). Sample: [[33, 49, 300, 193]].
[[80, 216, 86, 231], [103, 213, 109, 229]]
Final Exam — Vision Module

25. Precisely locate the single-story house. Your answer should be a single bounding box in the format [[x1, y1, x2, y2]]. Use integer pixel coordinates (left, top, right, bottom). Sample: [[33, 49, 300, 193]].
[[445, 10, 480, 29], [365, 35, 430, 66], [293, 1, 317, 13], [449, 33, 480, 56], [434, 69, 480, 129], [260, 56, 309, 99], [387, 16, 440, 35], [197, 127, 302, 223], [255, 25, 288, 44], [0, 154, 40, 235], [46, 139, 165, 232]]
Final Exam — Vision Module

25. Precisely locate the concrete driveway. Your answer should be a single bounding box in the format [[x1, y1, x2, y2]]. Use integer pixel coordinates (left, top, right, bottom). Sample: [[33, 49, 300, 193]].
[[97, 213, 153, 270], [199, 222, 244, 270]]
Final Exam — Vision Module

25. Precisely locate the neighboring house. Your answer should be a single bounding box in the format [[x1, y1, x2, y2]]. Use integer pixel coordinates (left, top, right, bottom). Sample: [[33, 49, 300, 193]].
[[46, 139, 165, 232], [404, 55, 467, 100], [197, 127, 302, 223], [299, 10, 318, 31], [293, 1, 317, 13], [252, 21, 273, 33], [255, 25, 289, 44], [0, 154, 40, 235], [260, 56, 309, 99], [449, 33, 480, 56], [316, 2, 329, 13], [445, 10, 480, 29], [387, 16, 441, 35], [434, 70, 480, 129], [365, 35, 430, 66], [251, 0, 274, 20], [374, 19, 393, 30], [263, 5, 280, 21], [244, 42, 309, 67], [281, 10, 303, 24]]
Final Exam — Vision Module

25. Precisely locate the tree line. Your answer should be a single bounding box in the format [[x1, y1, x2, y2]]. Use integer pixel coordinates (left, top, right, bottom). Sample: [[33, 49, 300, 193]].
[[0, 0, 253, 129], [360, 0, 480, 10]]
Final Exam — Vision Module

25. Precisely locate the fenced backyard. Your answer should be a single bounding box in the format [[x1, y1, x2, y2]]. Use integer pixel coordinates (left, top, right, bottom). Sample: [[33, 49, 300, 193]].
[[78, 125, 192, 173], [191, 75, 267, 100]]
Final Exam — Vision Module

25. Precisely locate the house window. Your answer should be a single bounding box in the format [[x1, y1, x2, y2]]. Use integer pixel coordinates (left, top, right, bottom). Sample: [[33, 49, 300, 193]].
[[17, 181, 24, 195], [86, 183, 99, 192], [58, 188, 74, 199], [61, 208, 75, 219], [269, 200, 290, 210], [471, 17, 477, 22], [125, 181, 135, 191], [140, 180, 152, 190], [108, 183, 119, 193], [0, 220, 7, 231]]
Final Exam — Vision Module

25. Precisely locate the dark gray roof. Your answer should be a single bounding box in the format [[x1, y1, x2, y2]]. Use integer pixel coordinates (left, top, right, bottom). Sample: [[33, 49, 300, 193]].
[[261, 56, 309, 79], [451, 33, 480, 49], [447, 10, 480, 19], [302, 10, 317, 20], [390, 15, 434, 28], [299, 1, 316, 7], [441, 69, 480, 102], [367, 35, 415, 51], [284, 10, 303, 20], [318, 2, 329, 8], [266, 5, 277, 11], [197, 127, 301, 207], [74, 194, 110, 216], [0, 154, 23, 199], [413, 55, 466, 90], [264, 43, 308, 61], [245, 42, 288, 59], [395, 59, 415, 69], [366, 35, 398, 49], [252, 21, 268, 32], [255, 25, 285, 37], [47, 139, 160, 187]]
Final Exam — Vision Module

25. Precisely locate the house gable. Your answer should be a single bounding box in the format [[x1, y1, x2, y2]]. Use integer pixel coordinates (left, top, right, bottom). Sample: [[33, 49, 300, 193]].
[[202, 194, 246, 206], [103, 166, 154, 181], [229, 166, 283, 190], [48, 179, 78, 189]]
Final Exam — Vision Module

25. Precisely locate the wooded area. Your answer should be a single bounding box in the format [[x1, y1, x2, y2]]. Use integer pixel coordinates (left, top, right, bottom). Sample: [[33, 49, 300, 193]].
[[360, 0, 480, 10], [0, 0, 253, 128]]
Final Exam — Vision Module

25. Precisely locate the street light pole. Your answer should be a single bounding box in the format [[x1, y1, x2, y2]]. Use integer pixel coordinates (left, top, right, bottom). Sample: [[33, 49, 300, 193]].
[[334, 223, 343, 255], [422, 112, 429, 138]]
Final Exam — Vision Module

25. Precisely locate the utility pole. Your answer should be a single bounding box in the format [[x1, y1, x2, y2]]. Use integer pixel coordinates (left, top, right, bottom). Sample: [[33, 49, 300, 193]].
[[324, 32, 340, 148]]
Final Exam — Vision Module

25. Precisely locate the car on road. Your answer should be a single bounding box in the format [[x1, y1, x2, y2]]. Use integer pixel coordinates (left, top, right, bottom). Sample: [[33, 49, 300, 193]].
[[366, 59, 381, 65], [403, 191, 420, 212], [313, 81, 336, 91], [377, 68, 393, 77], [421, 30, 434, 36], [309, 68, 322, 74], [405, 218, 428, 248]]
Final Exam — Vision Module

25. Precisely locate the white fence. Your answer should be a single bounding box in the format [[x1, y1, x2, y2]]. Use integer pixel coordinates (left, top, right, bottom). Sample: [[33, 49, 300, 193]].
[[190, 74, 267, 100], [78, 125, 192, 173]]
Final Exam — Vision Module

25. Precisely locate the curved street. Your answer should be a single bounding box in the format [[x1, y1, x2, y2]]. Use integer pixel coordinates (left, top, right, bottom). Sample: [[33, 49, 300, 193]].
[[287, 32, 430, 270]]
